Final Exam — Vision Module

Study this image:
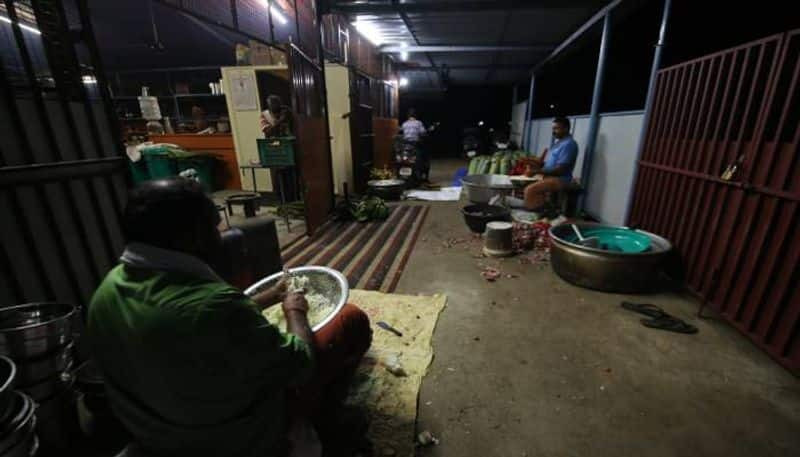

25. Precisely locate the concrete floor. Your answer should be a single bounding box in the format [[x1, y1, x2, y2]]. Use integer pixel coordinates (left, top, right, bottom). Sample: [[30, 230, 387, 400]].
[[212, 190, 305, 246], [393, 159, 800, 457]]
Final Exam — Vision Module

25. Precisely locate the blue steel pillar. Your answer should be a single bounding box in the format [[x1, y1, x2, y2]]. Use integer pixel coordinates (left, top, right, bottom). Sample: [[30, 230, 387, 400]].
[[521, 73, 535, 152], [578, 12, 611, 212], [624, 0, 672, 224]]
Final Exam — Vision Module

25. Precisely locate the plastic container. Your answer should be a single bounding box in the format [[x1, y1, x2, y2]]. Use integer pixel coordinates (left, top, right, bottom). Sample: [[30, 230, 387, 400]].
[[257, 137, 296, 167], [128, 160, 150, 184], [176, 155, 216, 191], [143, 151, 176, 179]]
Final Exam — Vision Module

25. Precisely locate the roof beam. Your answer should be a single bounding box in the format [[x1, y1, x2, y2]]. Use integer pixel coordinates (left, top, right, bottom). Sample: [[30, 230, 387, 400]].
[[332, 1, 601, 14], [391, 0, 442, 89], [399, 65, 532, 71], [533, 0, 623, 72], [381, 45, 554, 53]]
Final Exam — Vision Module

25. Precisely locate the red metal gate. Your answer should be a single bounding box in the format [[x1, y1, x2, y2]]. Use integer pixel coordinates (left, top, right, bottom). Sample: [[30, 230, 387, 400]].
[[629, 30, 800, 373]]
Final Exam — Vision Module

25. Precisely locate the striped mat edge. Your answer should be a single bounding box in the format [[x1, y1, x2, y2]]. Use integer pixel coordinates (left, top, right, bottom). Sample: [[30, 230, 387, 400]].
[[280, 205, 430, 293]]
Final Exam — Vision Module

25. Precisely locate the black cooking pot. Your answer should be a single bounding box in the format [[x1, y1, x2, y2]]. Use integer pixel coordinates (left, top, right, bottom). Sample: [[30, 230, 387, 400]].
[[461, 204, 511, 233]]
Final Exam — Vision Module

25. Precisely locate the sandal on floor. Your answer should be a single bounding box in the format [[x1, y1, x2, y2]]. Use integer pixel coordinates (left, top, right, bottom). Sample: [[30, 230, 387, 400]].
[[621, 301, 669, 319], [640, 316, 698, 334]]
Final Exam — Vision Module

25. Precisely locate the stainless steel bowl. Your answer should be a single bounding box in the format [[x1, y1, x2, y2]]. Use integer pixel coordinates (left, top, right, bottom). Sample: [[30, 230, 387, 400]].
[[13, 342, 74, 387], [0, 303, 77, 360], [0, 391, 34, 454], [245, 266, 349, 332], [0, 356, 16, 415], [367, 179, 405, 201], [461, 174, 514, 203], [549, 223, 673, 293]]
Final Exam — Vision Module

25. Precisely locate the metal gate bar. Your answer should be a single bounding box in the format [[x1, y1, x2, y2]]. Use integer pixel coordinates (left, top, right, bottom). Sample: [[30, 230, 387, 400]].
[[1, 0, 126, 305], [629, 30, 800, 372]]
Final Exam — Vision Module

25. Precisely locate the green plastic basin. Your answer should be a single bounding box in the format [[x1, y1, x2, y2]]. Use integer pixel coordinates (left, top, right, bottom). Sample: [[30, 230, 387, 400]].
[[566, 227, 652, 253]]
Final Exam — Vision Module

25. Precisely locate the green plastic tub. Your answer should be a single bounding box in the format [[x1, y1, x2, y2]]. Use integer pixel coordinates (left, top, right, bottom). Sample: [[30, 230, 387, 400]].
[[257, 137, 296, 167], [128, 159, 150, 184], [142, 150, 177, 179], [566, 227, 652, 253]]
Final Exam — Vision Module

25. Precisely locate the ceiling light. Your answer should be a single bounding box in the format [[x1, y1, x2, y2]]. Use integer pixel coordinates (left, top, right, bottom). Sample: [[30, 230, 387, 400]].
[[258, 0, 288, 25], [352, 18, 383, 46], [478, 121, 484, 126], [82, 75, 97, 85], [0, 15, 42, 35], [400, 42, 408, 62], [399, 77, 409, 87]]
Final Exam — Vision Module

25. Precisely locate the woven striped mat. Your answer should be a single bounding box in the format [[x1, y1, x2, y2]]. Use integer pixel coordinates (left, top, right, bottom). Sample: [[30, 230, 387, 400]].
[[281, 205, 430, 292]]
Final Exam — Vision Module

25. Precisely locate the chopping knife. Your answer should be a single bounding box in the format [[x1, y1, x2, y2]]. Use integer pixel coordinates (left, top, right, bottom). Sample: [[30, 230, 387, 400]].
[[377, 321, 403, 337]]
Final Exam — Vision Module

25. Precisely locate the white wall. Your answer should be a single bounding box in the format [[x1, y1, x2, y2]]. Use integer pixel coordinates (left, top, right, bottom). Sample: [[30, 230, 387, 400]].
[[586, 113, 644, 225], [510, 101, 526, 147], [522, 111, 644, 225], [325, 63, 353, 195]]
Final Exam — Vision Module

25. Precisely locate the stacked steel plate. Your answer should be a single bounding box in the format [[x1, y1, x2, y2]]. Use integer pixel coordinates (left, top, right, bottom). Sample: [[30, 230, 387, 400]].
[[0, 303, 78, 454], [0, 356, 37, 457]]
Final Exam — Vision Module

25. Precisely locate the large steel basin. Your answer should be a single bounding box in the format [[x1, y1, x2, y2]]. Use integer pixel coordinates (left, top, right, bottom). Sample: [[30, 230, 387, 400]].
[[461, 174, 514, 203], [549, 223, 672, 293]]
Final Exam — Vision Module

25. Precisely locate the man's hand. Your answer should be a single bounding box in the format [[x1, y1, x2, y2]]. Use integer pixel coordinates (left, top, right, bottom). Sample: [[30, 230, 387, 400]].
[[282, 292, 309, 315], [282, 292, 314, 349], [251, 275, 291, 310]]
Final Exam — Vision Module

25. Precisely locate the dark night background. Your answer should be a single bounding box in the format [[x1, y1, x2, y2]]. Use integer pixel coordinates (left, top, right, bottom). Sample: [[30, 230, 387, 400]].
[[402, 0, 800, 158]]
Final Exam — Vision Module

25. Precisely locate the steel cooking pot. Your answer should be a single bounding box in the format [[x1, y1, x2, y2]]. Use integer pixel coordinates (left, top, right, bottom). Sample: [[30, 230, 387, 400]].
[[0, 303, 77, 360], [13, 341, 74, 386]]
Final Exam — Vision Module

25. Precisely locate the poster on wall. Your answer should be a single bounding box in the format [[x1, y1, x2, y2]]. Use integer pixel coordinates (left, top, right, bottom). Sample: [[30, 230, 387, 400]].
[[229, 70, 258, 111]]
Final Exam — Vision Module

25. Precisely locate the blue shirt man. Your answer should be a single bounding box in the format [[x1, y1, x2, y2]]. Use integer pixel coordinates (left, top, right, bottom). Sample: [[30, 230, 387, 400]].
[[499, 117, 580, 211], [543, 134, 579, 183]]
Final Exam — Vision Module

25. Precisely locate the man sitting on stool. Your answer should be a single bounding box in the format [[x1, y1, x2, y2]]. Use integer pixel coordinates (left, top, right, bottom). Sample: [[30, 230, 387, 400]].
[[501, 116, 578, 211]]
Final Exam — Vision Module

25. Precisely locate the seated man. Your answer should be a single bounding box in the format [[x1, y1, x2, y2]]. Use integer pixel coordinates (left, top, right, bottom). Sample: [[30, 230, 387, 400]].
[[504, 116, 579, 211], [88, 178, 371, 457]]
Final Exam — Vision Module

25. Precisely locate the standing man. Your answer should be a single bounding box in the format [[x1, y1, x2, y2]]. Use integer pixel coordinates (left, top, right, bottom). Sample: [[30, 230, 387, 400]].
[[88, 178, 372, 457], [400, 108, 429, 181], [260, 94, 292, 137], [501, 117, 579, 211]]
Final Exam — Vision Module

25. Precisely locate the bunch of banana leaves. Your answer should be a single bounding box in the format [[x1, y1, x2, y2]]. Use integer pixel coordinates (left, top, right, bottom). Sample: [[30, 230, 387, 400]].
[[351, 196, 390, 222], [333, 195, 390, 222]]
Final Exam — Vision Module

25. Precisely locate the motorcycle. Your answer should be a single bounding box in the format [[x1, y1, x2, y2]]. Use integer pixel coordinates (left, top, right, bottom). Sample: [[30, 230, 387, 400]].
[[393, 135, 423, 187]]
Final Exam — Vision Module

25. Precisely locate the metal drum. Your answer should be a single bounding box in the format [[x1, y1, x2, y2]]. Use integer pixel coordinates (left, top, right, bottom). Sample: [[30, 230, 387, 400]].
[[549, 223, 673, 293]]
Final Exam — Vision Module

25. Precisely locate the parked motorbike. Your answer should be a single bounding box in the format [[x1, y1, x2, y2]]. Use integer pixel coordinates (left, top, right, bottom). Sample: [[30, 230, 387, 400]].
[[393, 136, 423, 187]]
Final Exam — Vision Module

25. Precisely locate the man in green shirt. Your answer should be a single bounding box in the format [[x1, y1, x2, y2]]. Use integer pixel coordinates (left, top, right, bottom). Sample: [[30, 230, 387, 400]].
[[88, 178, 371, 457]]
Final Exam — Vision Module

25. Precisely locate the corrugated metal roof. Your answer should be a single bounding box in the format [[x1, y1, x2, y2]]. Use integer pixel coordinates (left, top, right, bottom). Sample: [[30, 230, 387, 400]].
[[332, 0, 610, 89]]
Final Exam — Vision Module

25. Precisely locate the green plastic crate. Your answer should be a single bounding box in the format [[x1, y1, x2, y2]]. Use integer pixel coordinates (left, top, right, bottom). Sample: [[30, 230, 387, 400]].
[[176, 155, 216, 192], [257, 136, 296, 167]]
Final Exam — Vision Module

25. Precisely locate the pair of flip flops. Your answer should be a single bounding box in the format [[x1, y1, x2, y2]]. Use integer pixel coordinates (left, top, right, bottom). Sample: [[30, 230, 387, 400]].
[[621, 302, 698, 334]]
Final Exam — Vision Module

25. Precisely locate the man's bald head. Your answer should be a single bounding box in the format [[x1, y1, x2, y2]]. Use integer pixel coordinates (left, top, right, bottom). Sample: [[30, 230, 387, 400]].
[[123, 178, 220, 258]]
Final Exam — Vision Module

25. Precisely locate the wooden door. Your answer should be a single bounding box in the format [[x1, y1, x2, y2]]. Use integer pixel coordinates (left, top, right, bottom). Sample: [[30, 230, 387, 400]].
[[349, 71, 375, 194], [288, 45, 334, 235]]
